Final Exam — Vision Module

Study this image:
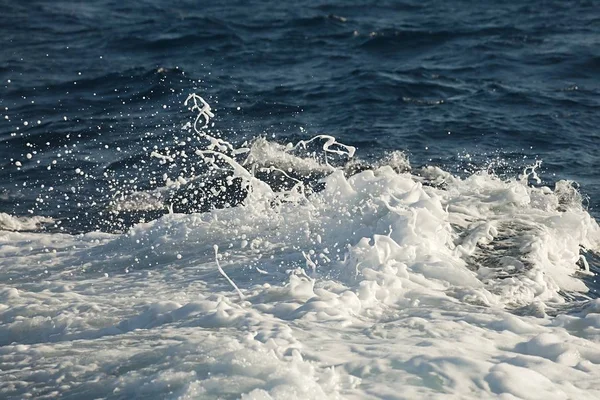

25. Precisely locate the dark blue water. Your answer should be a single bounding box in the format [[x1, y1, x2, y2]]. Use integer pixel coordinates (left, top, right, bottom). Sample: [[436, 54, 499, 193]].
[[1, 0, 599, 232]]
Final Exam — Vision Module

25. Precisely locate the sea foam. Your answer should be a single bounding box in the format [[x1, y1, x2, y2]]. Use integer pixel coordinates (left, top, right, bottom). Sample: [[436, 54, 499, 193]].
[[1, 96, 600, 399]]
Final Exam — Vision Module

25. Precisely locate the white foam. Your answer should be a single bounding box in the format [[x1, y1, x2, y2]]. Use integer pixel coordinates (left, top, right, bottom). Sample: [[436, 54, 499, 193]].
[[244, 137, 335, 173], [2, 95, 600, 399], [0, 212, 53, 231]]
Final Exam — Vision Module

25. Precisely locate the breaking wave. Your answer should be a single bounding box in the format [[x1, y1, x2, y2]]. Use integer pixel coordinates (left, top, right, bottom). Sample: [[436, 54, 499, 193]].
[[2, 95, 600, 399]]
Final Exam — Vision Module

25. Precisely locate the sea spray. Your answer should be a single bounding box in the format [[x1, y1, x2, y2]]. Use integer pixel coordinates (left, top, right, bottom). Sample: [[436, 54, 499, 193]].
[[1, 95, 600, 399]]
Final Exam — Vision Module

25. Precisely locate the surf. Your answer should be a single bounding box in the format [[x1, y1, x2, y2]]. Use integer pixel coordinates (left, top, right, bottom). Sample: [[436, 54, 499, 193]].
[[1, 94, 600, 399]]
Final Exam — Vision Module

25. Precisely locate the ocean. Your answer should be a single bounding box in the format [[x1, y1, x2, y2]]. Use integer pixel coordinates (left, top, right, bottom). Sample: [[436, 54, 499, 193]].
[[1, 0, 599, 398]]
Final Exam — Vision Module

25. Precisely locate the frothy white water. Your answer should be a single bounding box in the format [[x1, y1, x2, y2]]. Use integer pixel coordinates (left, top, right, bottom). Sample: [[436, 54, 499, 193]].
[[2, 96, 600, 399], [0, 213, 53, 231]]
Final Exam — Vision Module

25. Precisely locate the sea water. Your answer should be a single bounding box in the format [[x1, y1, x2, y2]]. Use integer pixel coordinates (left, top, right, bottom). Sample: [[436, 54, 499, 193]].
[[1, 1, 600, 399]]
